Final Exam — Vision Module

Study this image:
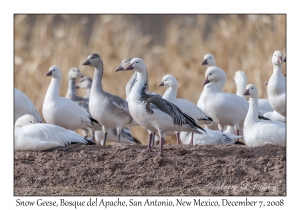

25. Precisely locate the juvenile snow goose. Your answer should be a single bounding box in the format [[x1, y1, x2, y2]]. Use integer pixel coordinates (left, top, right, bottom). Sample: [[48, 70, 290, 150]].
[[158, 74, 212, 145], [82, 53, 138, 145], [15, 114, 93, 151], [42, 65, 98, 138], [243, 84, 286, 146], [234, 70, 273, 114], [14, 88, 43, 123], [267, 50, 286, 116], [75, 75, 140, 145], [119, 57, 206, 156]]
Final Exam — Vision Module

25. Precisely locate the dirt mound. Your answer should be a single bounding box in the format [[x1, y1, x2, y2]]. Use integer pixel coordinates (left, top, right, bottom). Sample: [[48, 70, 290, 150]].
[[14, 144, 286, 196]]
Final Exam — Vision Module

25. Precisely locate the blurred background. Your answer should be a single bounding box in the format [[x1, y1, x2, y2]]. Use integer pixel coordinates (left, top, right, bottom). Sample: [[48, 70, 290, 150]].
[[14, 14, 286, 145]]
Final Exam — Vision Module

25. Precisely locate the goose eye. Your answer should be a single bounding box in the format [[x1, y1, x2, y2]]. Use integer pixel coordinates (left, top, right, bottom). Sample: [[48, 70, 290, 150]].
[[136, 62, 139, 63], [53, 69, 55, 71], [209, 57, 211, 59], [29, 120, 33, 123], [209, 73, 212, 75], [251, 87, 254, 89]]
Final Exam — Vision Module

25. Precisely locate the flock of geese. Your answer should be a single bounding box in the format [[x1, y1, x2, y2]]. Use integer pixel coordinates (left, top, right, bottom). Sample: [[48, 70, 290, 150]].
[[14, 50, 286, 156]]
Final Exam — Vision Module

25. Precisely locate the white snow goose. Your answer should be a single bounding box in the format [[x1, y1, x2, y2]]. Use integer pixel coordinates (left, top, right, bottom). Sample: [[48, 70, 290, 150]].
[[267, 50, 286, 117], [118, 57, 206, 156], [243, 84, 286, 146], [14, 88, 43, 123], [158, 74, 212, 145], [42, 65, 98, 141], [15, 114, 94, 151], [201, 66, 268, 140], [82, 53, 139, 145]]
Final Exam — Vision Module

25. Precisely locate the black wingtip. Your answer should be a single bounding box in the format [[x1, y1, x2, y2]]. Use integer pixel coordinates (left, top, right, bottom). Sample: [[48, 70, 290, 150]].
[[258, 115, 270, 121], [234, 141, 246, 145], [197, 125, 207, 133], [85, 138, 96, 145], [89, 117, 99, 125]]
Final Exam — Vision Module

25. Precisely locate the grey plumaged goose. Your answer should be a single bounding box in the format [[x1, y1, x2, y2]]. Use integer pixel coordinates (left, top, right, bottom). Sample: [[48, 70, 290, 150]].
[[76, 76, 93, 99], [82, 53, 139, 146], [65, 67, 97, 140], [65, 67, 89, 109], [75, 75, 141, 145], [118, 57, 206, 156]]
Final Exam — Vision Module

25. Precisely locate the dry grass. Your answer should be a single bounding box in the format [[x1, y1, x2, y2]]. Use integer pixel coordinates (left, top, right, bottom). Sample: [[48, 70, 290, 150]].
[[14, 14, 286, 145]]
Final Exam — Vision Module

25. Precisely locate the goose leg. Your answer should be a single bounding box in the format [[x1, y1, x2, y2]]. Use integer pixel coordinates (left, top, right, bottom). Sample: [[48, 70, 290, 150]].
[[103, 132, 107, 146], [189, 132, 194, 145], [175, 131, 181, 144], [117, 127, 121, 143], [159, 136, 164, 156], [150, 131, 156, 147], [147, 132, 153, 152]]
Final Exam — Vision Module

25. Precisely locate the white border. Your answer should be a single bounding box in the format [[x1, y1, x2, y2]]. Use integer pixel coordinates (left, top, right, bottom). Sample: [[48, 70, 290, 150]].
[[2, 0, 298, 209]]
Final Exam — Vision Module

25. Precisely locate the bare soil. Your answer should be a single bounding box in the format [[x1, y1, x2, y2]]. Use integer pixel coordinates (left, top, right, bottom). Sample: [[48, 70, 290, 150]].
[[14, 143, 286, 196]]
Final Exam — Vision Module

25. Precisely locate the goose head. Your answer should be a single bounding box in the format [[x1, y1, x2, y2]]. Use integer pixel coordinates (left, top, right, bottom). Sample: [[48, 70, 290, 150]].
[[243, 84, 258, 99], [83, 53, 103, 68], [272, 50, 284, 65], [68, 67, 83, 80], [201, 54, 216, 67], [157, 74, 178, 88], [76, 77, 92, 89], [15, 114, 38, 127], [46, 65, 62, 80], [123, 58, 147, 73], [202, 66, 226, 87], [115, 58, 133, 72]]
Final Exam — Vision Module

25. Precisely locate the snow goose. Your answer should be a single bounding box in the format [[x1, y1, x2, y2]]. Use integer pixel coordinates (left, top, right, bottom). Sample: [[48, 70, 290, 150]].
[[201, 66, 250, 138], [180, 129, 242, 145], [119, 57, 206, 156], [42, 65, 98, 137], [14, 88, 43, 123], [201, 53, 216, 67], [197, 53, 219, 131], [234, 70, 273, 115], [82, 53, 138, 145], [243, 84, 286, 146], [158, 74, 212, 145], [15, 114, 93, 151], [65, 67, 84, 100], [267, 50, 286, 116], [75, 74, 140, 145]]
